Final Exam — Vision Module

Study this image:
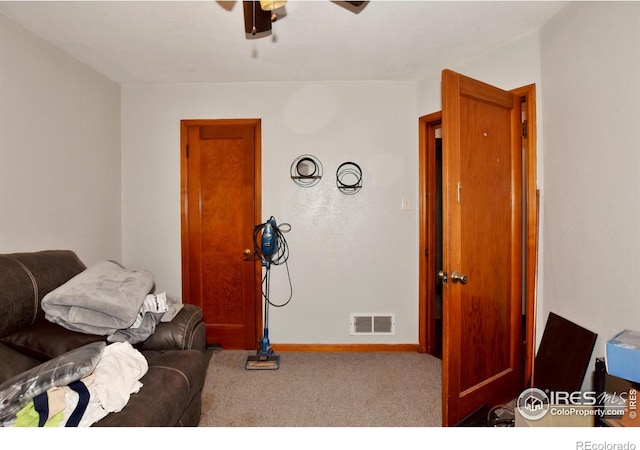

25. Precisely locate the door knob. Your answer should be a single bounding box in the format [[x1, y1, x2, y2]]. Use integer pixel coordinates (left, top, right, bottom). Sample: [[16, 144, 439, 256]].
[[451, 271, 468, 284], [243, 248, 252, 260]]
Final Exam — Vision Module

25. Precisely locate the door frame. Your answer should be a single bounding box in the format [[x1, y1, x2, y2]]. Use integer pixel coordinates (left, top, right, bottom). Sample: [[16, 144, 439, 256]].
[[418, 83, 538, 391], [418, 111, 443, 356], [180, 118, 263, 348]]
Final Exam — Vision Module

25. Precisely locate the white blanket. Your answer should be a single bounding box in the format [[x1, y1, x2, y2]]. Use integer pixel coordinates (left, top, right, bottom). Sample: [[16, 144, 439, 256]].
[[92, 341, 148, 413], [58, 342, 148, 426], [42, 260, 154, 337]]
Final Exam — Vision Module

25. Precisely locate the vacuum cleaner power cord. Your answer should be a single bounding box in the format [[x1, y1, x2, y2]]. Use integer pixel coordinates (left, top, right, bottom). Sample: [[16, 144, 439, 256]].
[[250, 216, 293, 308]]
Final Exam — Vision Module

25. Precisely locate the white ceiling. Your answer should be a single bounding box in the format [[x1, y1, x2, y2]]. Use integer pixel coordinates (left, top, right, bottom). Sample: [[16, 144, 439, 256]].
[[0, 0, 569, 85]]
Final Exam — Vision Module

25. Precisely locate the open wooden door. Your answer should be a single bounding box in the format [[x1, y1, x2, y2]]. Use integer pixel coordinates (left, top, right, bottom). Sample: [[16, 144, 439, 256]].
[[441, 69, 524, 425]]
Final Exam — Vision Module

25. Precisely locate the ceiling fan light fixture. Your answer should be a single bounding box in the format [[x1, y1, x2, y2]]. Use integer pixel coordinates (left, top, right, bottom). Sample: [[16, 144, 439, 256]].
[[260, 0, 285, 23], [259, 0, 287, 11]]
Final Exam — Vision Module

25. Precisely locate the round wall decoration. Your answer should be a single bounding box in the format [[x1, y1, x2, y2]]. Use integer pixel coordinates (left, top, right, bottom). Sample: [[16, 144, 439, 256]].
[[336, 161, 363, 195], [290, 154, 323, 188]]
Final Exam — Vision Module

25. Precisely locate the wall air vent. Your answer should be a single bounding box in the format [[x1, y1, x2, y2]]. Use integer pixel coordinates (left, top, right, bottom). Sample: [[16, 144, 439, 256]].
[[350, 313, 395, 335]]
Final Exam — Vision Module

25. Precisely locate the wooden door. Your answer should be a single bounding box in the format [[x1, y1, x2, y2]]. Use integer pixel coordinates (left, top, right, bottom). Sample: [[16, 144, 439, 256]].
[[441, 70, 524, 425], [181, 119, 262, 350]]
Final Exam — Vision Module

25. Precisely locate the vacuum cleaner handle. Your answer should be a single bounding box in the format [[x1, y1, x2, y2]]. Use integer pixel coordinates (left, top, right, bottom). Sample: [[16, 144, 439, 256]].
[[261, 217, 277, 258]]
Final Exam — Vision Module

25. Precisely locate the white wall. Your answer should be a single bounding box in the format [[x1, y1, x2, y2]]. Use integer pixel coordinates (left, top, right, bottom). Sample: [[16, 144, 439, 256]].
[[121, 81, 419, 344], [540, 2, 640, 388], [0, 15, 121, 265], [417, 30, 543, 116]]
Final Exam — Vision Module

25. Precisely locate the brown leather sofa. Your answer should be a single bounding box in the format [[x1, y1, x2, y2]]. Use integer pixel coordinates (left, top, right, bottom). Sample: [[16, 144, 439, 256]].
[[0, 250, 210, 426]]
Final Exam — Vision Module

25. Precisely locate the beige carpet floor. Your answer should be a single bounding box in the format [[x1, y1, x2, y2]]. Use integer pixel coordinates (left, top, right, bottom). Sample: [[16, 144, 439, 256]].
[[199, 349, 442, 427]]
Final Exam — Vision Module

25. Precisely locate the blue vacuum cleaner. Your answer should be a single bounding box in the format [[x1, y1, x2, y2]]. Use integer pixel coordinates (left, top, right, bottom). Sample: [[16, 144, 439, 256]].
[[245, 216, 291, 370]]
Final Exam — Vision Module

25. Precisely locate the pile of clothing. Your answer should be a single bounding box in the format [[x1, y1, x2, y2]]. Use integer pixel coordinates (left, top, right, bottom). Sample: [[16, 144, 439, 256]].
[[0, 341, 148, 427]]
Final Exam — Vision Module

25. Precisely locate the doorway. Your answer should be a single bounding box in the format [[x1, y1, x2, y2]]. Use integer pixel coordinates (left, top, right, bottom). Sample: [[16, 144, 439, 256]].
[[418, 72, 539, 425], [180, 119, 263, 350], [419, 114, 444, 359]]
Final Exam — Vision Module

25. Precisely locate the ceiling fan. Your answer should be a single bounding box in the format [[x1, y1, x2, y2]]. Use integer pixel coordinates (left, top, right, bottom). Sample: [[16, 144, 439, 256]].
[[242, 1, 368, 36]]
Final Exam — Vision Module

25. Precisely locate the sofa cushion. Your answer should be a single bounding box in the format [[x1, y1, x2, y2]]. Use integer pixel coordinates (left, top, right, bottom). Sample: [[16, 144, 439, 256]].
[[140, 304, 205, 351], [92, 349, 211, 427], [0, 251, 86, 339], [0, 344, 41, 386], [0, 318, 106, 361]]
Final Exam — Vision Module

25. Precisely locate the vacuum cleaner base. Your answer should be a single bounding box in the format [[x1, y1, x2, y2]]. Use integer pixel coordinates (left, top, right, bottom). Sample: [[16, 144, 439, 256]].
[[245, 353, 280, 370]]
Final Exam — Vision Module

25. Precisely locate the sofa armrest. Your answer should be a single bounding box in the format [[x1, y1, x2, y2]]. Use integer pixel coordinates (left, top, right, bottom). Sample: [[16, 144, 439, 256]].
[[140, 304, 206, 351]]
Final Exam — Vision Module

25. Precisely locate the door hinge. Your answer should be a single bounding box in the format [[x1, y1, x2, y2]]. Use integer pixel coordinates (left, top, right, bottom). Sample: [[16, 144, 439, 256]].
[[522, 120, 528, 139]]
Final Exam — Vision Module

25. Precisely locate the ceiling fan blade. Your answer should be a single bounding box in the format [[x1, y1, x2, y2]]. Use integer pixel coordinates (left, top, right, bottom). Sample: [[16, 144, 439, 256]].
[[333, 1, 368, 14], [216, 1, 236, 12], [243, 1, 272, 34]]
